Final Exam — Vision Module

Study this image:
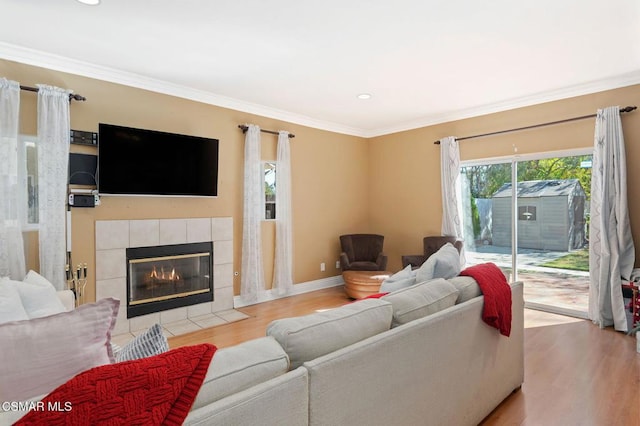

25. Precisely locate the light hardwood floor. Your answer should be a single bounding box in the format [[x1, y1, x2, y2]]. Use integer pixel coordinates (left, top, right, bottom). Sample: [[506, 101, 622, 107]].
[[168, 286, 640, 425]]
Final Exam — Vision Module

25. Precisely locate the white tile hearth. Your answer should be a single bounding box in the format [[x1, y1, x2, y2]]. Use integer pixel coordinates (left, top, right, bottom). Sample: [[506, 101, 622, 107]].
[[96, 217, 235, 336], [112, 309, 250, 346]]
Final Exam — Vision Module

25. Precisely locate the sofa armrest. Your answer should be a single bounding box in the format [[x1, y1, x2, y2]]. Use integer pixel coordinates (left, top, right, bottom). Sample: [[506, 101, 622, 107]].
[[57, 290, 75, 311], [339, 252, 351, 270], [376, 253, 388, 271]]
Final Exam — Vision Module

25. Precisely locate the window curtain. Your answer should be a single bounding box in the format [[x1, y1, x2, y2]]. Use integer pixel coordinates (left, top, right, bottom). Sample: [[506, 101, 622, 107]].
[[272, 131, 293, 295], [37, 84, 71, 290], [0, 78, 26, 280], [240, 124, 265, 304], [589, 106, 635, 331], [439, 136, 465, 266]]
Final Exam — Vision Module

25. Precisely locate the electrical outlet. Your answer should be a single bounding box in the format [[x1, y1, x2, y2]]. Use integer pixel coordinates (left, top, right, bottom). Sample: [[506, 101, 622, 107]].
[[336, 260, 340, 269], [320, 262, 326, 272]]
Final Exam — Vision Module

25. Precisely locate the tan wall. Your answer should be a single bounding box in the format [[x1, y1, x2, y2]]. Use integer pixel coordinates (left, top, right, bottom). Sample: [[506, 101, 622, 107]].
[[1, 59, 370, 301], [369, 84, 640, 272], [4, 57, 639, 299]]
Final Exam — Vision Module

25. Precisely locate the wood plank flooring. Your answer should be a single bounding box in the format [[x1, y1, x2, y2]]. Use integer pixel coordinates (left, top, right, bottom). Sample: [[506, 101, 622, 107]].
[[168, 286, 640, 425]]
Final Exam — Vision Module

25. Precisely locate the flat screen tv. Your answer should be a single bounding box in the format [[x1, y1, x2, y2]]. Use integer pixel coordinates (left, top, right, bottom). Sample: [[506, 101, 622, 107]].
[[98, 123, 219, 197]]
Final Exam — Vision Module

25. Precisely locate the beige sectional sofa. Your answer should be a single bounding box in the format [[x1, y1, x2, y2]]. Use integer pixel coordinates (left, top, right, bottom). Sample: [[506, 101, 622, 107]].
[[3, 278, 523, 425], [185, 279, 524, 426]]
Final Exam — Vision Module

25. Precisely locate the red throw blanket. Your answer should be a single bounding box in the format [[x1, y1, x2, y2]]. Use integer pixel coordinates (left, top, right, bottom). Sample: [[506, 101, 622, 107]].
[[16, 343, 216, 426], [460, 263, 512, 337]]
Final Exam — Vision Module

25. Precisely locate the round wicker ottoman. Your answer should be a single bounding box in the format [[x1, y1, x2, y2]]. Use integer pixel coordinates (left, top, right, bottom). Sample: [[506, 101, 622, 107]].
[[342, 270, 392, 299]]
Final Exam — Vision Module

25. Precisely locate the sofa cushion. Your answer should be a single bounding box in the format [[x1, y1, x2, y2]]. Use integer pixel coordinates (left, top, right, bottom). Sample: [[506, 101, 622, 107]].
[[115, 323, 169, 362], [448, 276, 482, 303], [415, 243, 461, 282], [191, 336, 290, 409], [382, 278, 459, 326], [1, 271, 66, 319], [0, 297, 119, 401], [380, 265, 417, 293], [0, 283, 29, 324], [267, 298, 393, 369]]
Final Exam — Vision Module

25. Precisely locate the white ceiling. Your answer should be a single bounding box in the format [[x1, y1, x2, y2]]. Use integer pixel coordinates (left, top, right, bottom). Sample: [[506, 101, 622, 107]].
[[1, 0, 639, 137]]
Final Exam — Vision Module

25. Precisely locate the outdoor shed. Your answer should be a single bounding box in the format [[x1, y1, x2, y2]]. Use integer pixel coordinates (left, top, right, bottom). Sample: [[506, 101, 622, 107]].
[[492, 179, 586, 251]]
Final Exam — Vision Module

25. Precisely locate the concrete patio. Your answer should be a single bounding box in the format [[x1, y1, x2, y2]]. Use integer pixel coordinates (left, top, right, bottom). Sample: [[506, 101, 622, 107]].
[[466, 246, 589, 315]]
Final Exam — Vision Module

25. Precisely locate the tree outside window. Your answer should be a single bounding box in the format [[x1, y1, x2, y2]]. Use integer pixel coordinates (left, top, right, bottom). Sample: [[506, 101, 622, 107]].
[[264, 162, 276, 220]]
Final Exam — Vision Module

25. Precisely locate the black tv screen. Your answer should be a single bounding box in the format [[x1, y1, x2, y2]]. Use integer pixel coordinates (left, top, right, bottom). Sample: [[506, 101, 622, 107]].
[[98, 123, 219, 197]]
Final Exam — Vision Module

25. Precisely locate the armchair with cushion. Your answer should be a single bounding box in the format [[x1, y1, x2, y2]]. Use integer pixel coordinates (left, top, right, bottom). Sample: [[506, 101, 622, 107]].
[[340, 234, 388, 271], [402, 236, 463, 269]]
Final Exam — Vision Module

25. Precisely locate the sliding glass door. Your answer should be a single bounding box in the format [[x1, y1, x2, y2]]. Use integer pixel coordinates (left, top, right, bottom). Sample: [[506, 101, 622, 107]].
[[460, 149, 591, 317]]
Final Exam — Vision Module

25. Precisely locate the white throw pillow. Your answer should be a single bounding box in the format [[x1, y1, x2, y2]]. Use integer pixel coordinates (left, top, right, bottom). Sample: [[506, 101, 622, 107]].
[[415, 243, 461, 283], [380, 265, 417, 293], [8, 270, 66, 319], [0, 283, 29, 324]]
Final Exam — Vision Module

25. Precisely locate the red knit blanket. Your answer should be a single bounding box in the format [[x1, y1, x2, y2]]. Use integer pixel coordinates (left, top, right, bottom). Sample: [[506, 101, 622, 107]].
[[16, 343, 216, 426], [460, 263, 512, 336]]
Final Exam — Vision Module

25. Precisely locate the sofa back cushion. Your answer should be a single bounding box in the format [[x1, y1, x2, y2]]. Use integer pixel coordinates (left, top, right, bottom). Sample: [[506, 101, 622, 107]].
[[267, 298, 393, 369], [0, 297, 119, 401], [382, 278, 459, 326], [191, 336, 290, 409], [448, 276, 482, 304]]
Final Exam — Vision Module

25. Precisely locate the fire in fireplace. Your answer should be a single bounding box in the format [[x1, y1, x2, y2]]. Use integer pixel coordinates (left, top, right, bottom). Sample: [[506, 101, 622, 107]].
[[126, 242, 213, 318]]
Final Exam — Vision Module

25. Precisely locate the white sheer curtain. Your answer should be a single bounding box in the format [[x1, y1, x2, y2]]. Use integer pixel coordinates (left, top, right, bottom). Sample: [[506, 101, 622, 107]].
[[273, 131, 293, 295], [0, 78, 26, 279], [37, 84, 71, 290], [589, 106, 635, 331], [439, 136, 465, 265], [240, 124, 265, 304]]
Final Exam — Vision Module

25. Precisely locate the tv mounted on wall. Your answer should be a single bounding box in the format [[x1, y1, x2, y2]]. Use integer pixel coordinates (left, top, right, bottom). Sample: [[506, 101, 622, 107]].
[[98, 123, 219, 197]]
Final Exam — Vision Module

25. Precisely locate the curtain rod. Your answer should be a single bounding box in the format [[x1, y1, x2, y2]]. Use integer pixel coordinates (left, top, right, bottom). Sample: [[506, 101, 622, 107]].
[[20, 85, 86, 102], [433, 105, 637, 145], [238, 124, 295, 138]]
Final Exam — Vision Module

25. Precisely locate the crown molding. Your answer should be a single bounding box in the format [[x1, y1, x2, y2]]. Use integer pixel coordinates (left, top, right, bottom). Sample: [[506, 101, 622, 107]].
[[0, 42, 367, 137], [2, 42, 638, 139], [363, 70, 640, 138]]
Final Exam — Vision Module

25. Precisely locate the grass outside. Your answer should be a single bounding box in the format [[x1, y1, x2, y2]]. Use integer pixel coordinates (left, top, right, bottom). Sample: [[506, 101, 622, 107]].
[[541, 248, 589, 271]]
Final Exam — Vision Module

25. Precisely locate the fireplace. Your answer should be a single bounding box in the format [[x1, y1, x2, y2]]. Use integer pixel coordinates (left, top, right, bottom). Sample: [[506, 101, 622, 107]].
[[126, 242, 214, 318]]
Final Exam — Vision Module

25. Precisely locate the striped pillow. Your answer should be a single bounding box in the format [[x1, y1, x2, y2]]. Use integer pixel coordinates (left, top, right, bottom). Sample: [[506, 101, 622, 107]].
[[116, 323, 169, 362]]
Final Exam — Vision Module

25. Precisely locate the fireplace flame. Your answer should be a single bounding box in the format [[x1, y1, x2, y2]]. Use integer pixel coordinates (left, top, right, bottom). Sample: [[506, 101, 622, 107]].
[[148, 265, 180, 283]]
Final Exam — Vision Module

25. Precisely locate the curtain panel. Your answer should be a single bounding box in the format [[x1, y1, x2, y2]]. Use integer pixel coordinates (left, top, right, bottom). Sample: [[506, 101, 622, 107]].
[[240, 124, 265, 304], [0, 78, 26, 280], [589, 106, 635, 331], [272, 131, 293, 295], [439, 136, 465, 266], [37, 85, 71, 290]]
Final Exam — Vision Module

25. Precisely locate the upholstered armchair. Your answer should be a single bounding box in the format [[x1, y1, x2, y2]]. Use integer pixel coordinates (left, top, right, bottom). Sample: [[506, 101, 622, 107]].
[[339, 234, 388, 271], [401, 236, 463, 269]]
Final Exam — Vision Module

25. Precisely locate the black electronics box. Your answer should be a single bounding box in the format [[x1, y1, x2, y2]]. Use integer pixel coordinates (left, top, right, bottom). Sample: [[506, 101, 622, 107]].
[[70, 129, 98, 146]]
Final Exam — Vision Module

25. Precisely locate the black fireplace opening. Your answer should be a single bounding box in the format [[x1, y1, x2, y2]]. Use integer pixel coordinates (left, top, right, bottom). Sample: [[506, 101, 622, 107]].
[[126, 242, 214, 319]]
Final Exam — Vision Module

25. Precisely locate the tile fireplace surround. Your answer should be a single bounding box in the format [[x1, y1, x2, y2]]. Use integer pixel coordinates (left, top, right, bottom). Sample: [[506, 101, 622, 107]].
[[95, 217, 234, 336]]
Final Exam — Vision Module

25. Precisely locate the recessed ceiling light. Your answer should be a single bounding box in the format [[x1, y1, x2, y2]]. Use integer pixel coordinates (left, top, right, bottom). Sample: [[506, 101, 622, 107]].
[[76, 0, 100, 5], [357, 93, 372, 100]]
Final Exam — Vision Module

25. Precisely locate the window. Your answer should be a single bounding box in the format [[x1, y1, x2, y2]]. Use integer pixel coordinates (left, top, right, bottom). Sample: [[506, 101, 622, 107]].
[[264, 162, 276, 220], [18, 135, 39, 229], [518, 205, 537, 221]]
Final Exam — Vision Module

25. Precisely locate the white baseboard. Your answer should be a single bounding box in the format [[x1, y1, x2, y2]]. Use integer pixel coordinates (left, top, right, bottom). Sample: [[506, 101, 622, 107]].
[[233, 275, 344, 308]]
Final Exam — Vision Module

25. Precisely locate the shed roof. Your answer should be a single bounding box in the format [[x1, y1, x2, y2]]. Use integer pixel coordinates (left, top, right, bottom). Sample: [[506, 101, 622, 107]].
[[492, 179, 585, 198]]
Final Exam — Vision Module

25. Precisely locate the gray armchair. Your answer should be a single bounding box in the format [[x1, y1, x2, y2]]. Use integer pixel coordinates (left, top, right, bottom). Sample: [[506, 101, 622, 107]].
[[340, 234, 388, 271], [401, 236, 463, 269]]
